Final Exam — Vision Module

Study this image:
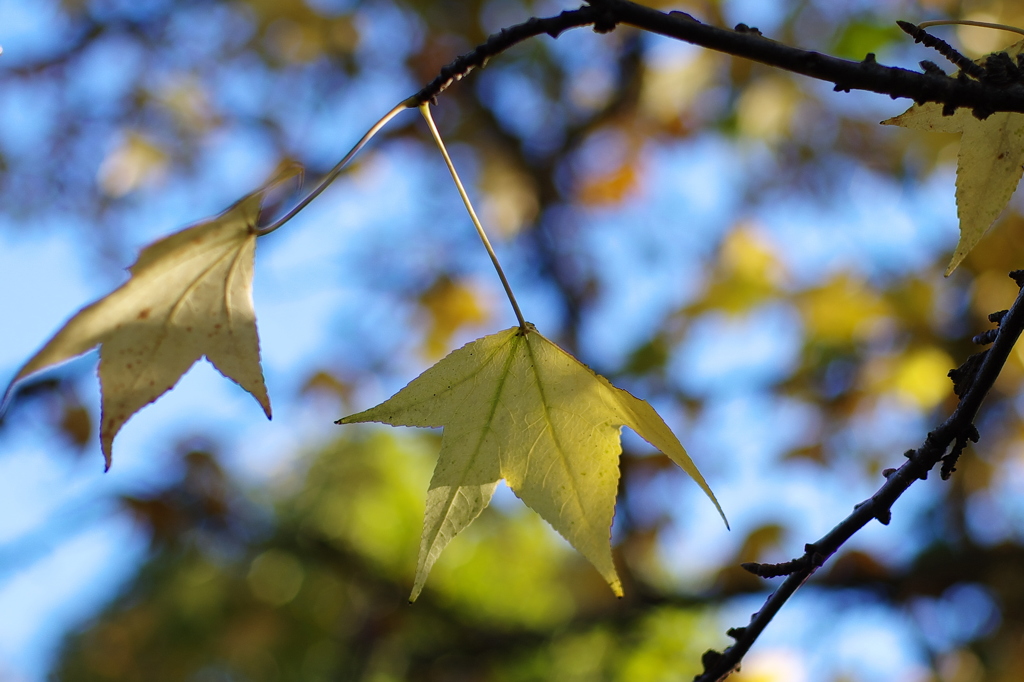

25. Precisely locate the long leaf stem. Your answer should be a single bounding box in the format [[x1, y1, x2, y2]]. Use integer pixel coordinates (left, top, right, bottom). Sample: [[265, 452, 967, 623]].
[[256, 101, 411, 236], [917, 19, 1024, 38], [419, 103, 527, 331]]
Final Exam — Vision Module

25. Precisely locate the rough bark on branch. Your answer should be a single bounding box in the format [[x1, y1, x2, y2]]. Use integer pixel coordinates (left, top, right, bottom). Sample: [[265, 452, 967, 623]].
[[415, 0, 1024, 117]]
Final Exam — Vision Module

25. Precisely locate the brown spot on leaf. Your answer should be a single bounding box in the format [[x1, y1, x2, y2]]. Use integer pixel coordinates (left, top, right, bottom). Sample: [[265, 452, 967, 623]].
[[137, 308, 151, 319]]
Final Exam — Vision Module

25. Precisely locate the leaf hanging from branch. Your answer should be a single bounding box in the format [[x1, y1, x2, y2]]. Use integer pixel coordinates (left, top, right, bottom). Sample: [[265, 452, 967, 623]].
[[6, 165, 301, 468], [339, 324, 726, 600]]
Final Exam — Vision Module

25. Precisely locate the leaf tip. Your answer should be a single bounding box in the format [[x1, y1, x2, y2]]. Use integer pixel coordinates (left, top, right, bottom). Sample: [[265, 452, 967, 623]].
[[945, 251, 967, 276], [711, 497, 730, 530], [336, 411, 373, 425], [100, 419, 118, 471], [409, 582, 425, 603]]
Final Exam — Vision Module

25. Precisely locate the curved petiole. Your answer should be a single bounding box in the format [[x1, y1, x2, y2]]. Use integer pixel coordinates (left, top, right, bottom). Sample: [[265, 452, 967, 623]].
[[256, 101, 412, 236], [917, 19, 1024, 38]]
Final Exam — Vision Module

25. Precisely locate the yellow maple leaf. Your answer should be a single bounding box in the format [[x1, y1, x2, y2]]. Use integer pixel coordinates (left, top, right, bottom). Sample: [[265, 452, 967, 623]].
[[7, 169, 298, 468], [338, 324, 726, 600], [882, 39, 1024, 274]]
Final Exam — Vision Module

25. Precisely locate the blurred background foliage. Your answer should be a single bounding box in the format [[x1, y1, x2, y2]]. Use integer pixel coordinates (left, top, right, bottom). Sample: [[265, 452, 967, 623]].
[[5, 0, 1024, 680]]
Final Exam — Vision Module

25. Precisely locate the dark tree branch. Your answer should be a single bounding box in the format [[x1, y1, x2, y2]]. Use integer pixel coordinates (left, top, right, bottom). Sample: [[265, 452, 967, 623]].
[[414, 0, 1024, 117], [695, 271, 1024, 682]]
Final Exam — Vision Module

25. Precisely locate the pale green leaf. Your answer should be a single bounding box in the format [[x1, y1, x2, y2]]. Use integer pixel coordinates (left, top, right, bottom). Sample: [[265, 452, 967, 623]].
[[338, 324, 725, 600], [7, 168, 299, 467], [882, 39, 1024, 274]]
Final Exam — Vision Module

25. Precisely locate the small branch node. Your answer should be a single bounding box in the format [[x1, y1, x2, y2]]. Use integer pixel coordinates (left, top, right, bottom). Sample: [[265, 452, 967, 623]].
[[593, 15, 617, 33], [904, 448, 916, 459], [863, 52, 877, 64], [920, 60, 947, 76], [982, 51, 1020, 86], [741, 557, 806, 578], [734, 23, 763, 36], [989, 309, 1009, 324], [941, 424, 980, 479], [700, 649, 725, 672], [726, 627, 747, 640], [875, 507, 892, 525], [972, 328, 999, 345], [668, 10, 699, 22], [589, 0, 617, 34], [882, 467, 897, 478], [1009, 269, 1024, 287], [949, 351, 988, 397], [739, 561, 760, 574], [802, 543, 827, 569]]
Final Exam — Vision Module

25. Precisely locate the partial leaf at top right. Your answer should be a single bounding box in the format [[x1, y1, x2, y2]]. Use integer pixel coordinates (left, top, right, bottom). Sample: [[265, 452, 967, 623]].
[[883, 39, 1024, 275]]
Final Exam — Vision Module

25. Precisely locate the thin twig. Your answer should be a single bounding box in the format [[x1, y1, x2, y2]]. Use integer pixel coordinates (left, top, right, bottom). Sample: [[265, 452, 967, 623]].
[[694, 272, 1024, 682], [419, 104, 528, 331], [896, 20, 984, 78]]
